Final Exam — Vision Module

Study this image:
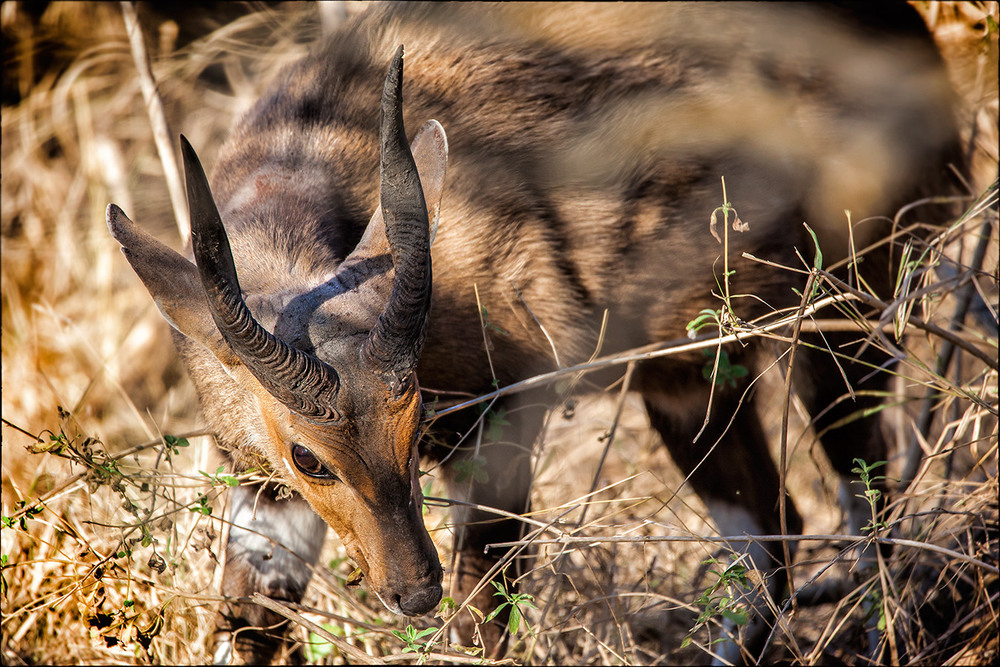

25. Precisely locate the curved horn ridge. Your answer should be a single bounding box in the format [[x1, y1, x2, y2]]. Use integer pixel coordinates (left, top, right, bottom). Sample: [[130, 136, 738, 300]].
[[363, 45, 433, 385], [181, 135, 342, 422]]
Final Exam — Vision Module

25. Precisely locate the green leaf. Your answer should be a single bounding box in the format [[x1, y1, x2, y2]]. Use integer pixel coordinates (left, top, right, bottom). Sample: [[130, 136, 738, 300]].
[[803, 222, 823, 269], [721, 608, 748, 626], [508, 606, 520, 635], [686, 308, 721, 334], [454, 456, 488, 484], [484, 601, 509, 624], [486, 407, 510, 442], [305, 632, 334, 661]]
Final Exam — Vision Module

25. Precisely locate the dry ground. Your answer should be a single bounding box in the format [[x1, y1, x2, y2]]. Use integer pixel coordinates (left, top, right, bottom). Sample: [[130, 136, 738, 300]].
[[2, 2, 997, 665]]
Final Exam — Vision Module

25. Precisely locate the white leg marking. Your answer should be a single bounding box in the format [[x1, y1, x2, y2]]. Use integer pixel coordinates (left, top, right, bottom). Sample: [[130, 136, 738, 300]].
[[211, 634, 233, 666]]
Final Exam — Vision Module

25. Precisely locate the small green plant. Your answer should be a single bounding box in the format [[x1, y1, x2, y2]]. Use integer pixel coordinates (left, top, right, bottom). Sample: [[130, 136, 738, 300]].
[[485, 579, 537, 638], [391, 623, 438, 660], [437, 596, 457, 616], [188, 493, 213, 516], [686, 307, 724, 337], [701, 348, 748, 388], [199, 465, 240, 487], [681, 556, 751, 649], [454, 455, 489, 484], [304, 623, 344, 662], [709, 176, 750, 307], [485, 405, 510, 442], [162, 434, 190, 455], [862, 586, 889, 632], [3, 501, 44, 531], [478, 304, 510, 337], [851, 458, 889, 534], [1, 552, 8, 596]]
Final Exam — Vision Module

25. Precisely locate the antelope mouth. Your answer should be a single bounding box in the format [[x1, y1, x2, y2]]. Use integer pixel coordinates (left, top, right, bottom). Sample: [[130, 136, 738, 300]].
[[397, 581, 443, 616], [368, 574, 443, 617], [342, 535, 442, 616]]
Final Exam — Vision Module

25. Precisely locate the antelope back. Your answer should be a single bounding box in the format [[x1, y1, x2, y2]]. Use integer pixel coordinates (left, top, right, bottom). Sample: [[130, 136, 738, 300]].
[[107, 1, 958, 624]]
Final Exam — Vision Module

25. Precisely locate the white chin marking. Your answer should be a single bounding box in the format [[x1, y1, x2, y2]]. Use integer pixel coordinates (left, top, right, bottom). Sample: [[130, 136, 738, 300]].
[[370, 586, 402, 615]]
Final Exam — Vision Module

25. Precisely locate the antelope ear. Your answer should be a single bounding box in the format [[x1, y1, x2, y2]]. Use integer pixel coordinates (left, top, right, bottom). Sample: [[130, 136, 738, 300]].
[[353, 119, 449, 256], [412, 119, 449, 245], [106, 204, 237, 366]]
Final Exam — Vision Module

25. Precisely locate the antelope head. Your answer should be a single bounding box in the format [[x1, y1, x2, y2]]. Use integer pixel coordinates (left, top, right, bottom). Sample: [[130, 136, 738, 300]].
[[107, 47, 447, 616]]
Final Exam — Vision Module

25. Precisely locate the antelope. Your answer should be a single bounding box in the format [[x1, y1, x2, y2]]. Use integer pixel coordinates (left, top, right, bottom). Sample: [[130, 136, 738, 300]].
[[107, 3, 959, 663]]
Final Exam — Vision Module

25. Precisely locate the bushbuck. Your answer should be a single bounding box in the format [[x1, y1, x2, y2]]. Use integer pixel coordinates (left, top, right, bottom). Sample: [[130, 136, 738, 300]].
[[107, 2, 959, 663]]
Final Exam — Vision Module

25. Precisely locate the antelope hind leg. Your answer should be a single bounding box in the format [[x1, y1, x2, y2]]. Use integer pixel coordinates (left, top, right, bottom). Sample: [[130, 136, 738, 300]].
[[792, 332, 892, 656], [640, 358, 802, 665]]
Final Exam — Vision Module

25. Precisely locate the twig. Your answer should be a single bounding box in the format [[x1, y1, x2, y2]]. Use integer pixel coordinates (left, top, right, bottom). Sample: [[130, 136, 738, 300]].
[[485, 534, 999, 573], [577, 361, 636, 528], [250, 593, 383, 664], [513, 285, 562, 369], [909, 591, 1000, 663], [899, 210, 997, 492], [433, 291, 879, 420], [818, 270, 997, 371], [120, 1, 190, 245], [1, 421, 209, 522], [778, 270, 816, 606]]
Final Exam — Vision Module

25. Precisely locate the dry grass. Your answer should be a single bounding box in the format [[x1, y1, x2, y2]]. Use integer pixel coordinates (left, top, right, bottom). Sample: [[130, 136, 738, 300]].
[[2, 2, 997, 665]]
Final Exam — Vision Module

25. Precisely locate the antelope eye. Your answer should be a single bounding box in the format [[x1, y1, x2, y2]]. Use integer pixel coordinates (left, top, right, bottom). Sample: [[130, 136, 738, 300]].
[[291, 444, 338, 480]]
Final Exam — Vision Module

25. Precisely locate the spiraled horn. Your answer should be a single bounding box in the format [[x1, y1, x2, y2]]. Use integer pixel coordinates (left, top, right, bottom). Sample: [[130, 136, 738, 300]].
[[181, 135, 342, 422], [362, 45, 432, 388]]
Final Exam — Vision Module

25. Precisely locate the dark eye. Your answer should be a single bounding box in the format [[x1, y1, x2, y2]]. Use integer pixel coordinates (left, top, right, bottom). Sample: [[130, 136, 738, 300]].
[[291, 444, 338, 480]]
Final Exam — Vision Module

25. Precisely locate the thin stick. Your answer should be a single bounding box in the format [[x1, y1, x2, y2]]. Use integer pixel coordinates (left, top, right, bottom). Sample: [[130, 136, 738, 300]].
[[819, 270, 997, 371], [778, 271, 816, 605], [486, 534, 998, 573], [250, 593, 383, 664], [577, 361, 636, 528], [432, 292, 879, 420], [120, 1, 190, 245], [898, 212, 997, 492]]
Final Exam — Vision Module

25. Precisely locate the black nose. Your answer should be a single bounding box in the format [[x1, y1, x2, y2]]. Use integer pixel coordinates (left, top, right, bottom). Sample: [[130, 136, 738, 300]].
[[399, 584, 443, 616]]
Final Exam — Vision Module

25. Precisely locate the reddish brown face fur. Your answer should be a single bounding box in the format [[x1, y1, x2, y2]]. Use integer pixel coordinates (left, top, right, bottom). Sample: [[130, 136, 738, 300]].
[[265, 380, 442, 615]]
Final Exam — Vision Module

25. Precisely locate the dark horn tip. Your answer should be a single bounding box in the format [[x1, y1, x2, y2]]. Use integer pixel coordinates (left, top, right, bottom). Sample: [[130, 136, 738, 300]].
[[106, 202, 138, 244], [106, 203, 122, 238], [383, 45, 404, 111], [179, 135, 200, 176]]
